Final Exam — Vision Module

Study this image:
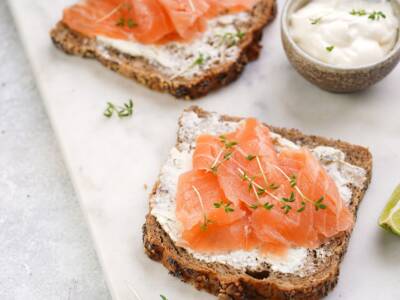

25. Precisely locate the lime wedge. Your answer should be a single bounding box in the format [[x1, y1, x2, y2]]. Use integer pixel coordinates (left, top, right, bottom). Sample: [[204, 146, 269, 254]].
[[379, 185, 400, 236]]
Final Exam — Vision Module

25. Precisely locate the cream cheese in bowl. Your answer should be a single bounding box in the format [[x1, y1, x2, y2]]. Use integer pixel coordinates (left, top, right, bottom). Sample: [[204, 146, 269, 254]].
[[288, 0, 399, 67]]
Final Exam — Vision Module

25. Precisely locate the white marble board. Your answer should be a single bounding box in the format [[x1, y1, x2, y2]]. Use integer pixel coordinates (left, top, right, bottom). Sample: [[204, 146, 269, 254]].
[[7, 0, 400, 299]]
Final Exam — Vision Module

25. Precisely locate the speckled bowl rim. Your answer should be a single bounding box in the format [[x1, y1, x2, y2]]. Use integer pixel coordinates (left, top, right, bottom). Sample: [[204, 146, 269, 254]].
[[281, 0, 400, 72]]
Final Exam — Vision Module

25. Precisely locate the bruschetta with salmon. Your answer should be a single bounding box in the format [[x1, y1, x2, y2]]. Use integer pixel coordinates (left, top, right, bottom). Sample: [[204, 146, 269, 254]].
[[51, 0, 276, 99]]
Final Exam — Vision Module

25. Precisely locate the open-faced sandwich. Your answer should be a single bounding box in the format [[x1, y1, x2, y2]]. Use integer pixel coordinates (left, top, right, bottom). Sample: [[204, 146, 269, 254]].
[[50, 0, 276, 99], [143, 106, 372, 299]]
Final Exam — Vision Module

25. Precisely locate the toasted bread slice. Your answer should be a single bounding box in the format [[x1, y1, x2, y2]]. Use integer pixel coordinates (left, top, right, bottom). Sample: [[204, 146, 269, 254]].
[[50, 1, 276, 100], [143, 106, 372, 300]]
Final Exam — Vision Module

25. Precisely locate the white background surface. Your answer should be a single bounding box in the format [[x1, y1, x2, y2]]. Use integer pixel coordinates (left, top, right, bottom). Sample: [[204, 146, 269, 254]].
[[6, 0, 400, 299], [0, 2, 110, 299]]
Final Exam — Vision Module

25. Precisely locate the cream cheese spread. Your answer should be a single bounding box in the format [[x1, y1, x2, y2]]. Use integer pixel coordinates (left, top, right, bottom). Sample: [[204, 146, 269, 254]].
[[96, 13, 250, 79], [289, 0, 399, 67], [150, 111, 367, 274]]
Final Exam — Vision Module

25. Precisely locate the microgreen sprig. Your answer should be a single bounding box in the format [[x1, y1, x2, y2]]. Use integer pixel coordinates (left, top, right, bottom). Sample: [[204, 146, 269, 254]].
[[170, 53, 210, 80], [207, 137, 328, 216], [269, 183, 280, 190], [271, 164, 328, 213], [116, 17, 137, 28], [350, 9, 386, 21], [193, 185, 213, 231], [326, 45, 335, 52], [281, 204, 292, 214], [289, 175, 297, 188], [200, 218, 213, 231], [209, 136, 239, 174], [104, 100, 134, 118], [96, 2, 133, 24], [350, 9, 367, 16], [249, 204, 259, 210], [297, 201, 306, 213], [282, 192, 296, 203], [217, 31, 246, 47], [246, 154, 256, 161], [263, 202, 274, 210], [191, 53, 208, 68], [314, 196, 327, 210], [219, 135, 238, 148], [213, 201, 235, 213], [238, 167, 293, 213], [310, 17, 322, 25], [368, 11, 386, 21]]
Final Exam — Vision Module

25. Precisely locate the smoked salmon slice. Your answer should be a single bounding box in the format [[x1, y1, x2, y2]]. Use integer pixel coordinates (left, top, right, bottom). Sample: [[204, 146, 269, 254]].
[[176, 170, 245, 230], [62, 0, 258, 44], [176, 119, 354, 255]]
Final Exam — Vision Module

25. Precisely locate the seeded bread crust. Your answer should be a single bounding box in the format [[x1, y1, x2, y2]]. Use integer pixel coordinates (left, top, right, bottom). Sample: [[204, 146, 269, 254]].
[[50, 0, 276, 100], [143, 106, 373, 300]]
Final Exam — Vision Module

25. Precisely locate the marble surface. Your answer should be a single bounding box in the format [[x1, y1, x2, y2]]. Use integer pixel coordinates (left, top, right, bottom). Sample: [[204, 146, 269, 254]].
[[7, 0, 400, 299], [0, 2, 110, 300]]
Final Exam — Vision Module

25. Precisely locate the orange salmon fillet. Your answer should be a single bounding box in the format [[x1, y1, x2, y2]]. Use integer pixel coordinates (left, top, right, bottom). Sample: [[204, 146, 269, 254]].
[[176, 119, 354, 255], [62, 0, 258, 44]]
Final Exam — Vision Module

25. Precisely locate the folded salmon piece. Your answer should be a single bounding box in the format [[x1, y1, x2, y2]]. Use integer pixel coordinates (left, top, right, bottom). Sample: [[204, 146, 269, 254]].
[[176, 118, 354, 255], [62, 0, 259, 44]]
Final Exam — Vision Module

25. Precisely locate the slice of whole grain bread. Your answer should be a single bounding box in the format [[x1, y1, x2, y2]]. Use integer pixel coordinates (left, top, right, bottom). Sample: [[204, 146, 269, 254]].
[[143, 106, 373, 300], [50, 0, 276, 100]]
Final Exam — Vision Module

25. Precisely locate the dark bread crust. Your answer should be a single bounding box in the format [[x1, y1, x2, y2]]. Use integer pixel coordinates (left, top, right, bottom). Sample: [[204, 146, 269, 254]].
[[143, 106, 373, 299], [50, 1, 276, 99]]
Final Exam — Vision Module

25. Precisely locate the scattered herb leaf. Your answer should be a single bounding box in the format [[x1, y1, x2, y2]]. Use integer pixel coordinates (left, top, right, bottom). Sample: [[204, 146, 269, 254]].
[[350, 9, 386, 20], [256, 187, 266, 196], [281, 204, 292, 214], [237, 31, 245, 40], [219, 135, 238, 149], [217, 31, 246, 47], [249, 204, 259, 210], [224, 203, 235, 213], [310, 17, 322, 25], [297, 201, 306, 213], [213, 202, 223, 208], [350, 9, 367, 16], [246, 154, 256, 161], [118, 100, 134, 117], [103, 100, 134, 118], [269, 183, 280, 190], [214, 201, 235, 213], [224, 152, 233, 160], [104, 102, 116, 118], [368, 11, 386, 21], [314, 196, 327, 211], [115, 17, 137, 28], [326, 45, 335, 52], [225, 141, 238, 148], [282, 192, 296, 203], [192, 53, 207, 67], [210, 165, 219, 174], [263, 202, 274, 210], [289, 175, 297, 188], [200, 217, 212, 231]]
